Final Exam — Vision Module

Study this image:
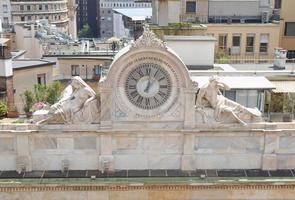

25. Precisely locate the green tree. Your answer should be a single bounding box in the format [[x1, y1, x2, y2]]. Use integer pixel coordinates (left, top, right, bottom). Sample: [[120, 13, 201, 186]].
[[46, 82, 62, 105], [78, 24, 94, 38], [22, 90, 35, 113], [215, 49, 230, 64], [0, 101, 8, 118]]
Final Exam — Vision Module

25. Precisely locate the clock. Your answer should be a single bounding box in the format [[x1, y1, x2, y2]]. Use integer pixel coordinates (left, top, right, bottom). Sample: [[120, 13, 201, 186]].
[[125, 63, 172, 110]]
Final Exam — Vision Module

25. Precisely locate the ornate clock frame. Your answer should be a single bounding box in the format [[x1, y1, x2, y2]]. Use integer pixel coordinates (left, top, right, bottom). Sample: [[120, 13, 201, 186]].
[[98, 27, 196, 128]]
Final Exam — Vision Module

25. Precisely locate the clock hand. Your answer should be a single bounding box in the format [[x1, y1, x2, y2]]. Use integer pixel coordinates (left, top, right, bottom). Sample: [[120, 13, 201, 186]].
[[144, 72, 152, 93], [144, 79, 151, 93]]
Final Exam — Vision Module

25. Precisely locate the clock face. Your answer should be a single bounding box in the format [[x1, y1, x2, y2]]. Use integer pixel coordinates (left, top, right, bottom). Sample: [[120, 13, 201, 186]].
[[125, 63, 172, 110]]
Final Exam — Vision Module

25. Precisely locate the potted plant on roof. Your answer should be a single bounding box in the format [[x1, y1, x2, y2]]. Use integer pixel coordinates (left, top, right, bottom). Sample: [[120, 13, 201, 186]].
[[7, 106, 19, 118], [0, 101, 8, 119], [21, 90, 35, 118]]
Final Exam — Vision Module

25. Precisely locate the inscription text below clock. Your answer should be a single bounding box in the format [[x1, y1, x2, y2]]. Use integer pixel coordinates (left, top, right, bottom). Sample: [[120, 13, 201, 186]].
[[125, 63, 172, 110]]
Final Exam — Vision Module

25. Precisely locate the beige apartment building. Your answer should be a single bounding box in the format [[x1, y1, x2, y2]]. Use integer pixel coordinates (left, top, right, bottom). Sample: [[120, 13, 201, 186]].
[[206, 23, 281, 61], [43, 55, 112, 91], [152, 0, 282, 62], [279, 0, 295, 58], [12, 59, 55, 112], [152, 0, 209, 26], [10, 0, 70, 33]]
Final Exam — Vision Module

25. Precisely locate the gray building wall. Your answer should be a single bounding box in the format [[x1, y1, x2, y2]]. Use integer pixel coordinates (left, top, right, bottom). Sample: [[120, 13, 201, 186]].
[[209, 0, 261, 17], [99, 0, 151, 38], [0, 0, 11, 28]]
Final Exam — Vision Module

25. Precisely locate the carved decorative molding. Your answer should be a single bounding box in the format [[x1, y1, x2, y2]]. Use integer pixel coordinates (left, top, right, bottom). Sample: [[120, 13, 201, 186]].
[[1, 184, 295, 192], [131, 24, 167, 50], [114, 104, 127, 118]]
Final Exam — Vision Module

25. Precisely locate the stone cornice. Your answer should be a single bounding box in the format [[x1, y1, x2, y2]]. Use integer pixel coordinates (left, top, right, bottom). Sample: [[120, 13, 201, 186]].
[[1, 183, 295, 192]]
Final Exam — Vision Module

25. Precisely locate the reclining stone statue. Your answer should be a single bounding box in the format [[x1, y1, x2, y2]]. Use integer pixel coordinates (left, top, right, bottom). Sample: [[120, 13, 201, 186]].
[[195, 76, 262, 126], [37, 76, 100, 124]]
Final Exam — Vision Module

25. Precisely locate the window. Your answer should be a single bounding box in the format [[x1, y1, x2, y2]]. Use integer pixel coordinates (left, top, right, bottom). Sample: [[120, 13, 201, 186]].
[[259, 34, 269, 53], [246, 34, 255, 53], [37, 74, 46, 85], [3, 5, 8, 13], [94, 65, 102, 76], [45, 5, 48, 10], [27, 5, 31, 11], [236, 90, 259, 108], [285, 22, 295, 36], [39, 5, 42, 10], [28, 16, 32, 21], [274, 0, 281, 9], [231, 34, 241, 55], [232, 35, 241, 47], [71, 65, 80, 76], [21, 16, 25, 21], [20, 5, 24, 11], [3, 17, 9, 24], [186, 1, 196, 13], [218, 34, 227, 50], [224, 90, 236, 101]]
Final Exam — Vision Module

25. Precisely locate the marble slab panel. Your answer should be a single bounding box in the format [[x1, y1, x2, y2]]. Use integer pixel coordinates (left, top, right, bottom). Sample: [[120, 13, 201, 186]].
[[143, 136, 183, 154], [194, 153, 262, 169], [280, 136, 295, 149], [31, 155, 99, 170], [277, 155, 295, 169], [0, 137, 14, 152], [0, 155, 16, 170], [196, 136, 262, 152], [114, 137, 139, 150], [147, 154, 181, 169], [74, 137, 97, 150], [114, 155, 148, 169], [33, 137, 57, 150], [57, 138, 74, 149]]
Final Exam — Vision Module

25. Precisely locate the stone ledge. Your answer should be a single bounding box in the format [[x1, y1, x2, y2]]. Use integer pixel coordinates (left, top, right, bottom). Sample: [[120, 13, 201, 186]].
[[1, 183, 295, 192]]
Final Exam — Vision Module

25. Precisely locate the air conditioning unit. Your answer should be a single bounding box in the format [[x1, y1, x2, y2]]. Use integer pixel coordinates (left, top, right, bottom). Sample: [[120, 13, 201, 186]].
[[261, 11, 269, 23]]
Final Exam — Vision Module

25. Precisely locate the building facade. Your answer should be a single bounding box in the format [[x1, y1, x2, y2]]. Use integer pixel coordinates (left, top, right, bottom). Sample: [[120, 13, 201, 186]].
[[152, 0, 281, 62], [152, 0, 209, 26], [206, 23, 281, 62], [0, 0, 11, 29], [208, 0, 274, 23], [68, 0, 78, 39], [99, 0, 151, 38], [76, 0, 99, 37], [12, 59, 55, 112], [279, 0, 295, 58], [152, 0, 274, 26], [10, 0, 70, 33]]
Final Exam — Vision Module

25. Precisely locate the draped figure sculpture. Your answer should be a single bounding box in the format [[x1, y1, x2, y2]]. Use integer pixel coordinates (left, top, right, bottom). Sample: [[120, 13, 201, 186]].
[[196, 76, 262, 126], [38, 76, 100, 124]]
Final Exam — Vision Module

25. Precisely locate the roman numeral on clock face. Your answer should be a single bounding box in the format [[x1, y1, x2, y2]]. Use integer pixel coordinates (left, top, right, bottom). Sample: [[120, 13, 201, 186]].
[[136, 96, 143, 104], [145, 98, 150, 106], [130, 90, 138, 98], [145, 67, 151, 76]]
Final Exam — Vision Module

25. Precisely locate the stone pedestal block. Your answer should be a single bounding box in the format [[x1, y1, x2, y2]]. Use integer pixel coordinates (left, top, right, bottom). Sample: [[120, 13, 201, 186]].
[[99, 155, 114, 172], [262, 154, 277, 170], [181, 155, 195, 171]]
